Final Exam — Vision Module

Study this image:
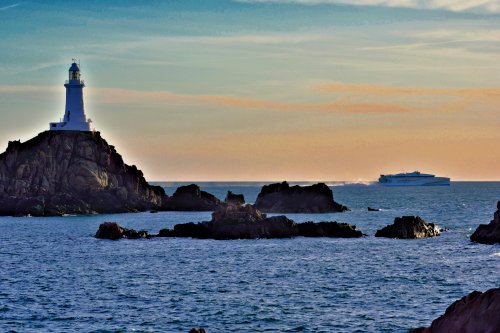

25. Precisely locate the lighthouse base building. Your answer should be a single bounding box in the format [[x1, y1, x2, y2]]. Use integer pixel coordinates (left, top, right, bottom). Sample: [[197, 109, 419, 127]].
[[50, 61, 93, 132]]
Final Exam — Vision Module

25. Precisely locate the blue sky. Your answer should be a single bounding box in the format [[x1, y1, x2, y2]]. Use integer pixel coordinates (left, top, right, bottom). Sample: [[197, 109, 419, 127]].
[[1, 0, 500, 180]]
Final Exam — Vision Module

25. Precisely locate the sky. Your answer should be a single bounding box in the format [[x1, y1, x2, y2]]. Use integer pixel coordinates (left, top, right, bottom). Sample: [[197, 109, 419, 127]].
[[1, 0, 500, 181]]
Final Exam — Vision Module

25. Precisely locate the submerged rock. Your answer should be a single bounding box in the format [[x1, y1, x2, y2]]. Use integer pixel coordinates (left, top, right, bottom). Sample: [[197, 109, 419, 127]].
[[375, 216, 440, 239], [0, 131, 166, 216], [224, 191, 245, 206], [162, 184, 220, 211], [95, 222, 151, 240], [409, 288, 500, 333], [254, 181, 349, 213], [159, 205, 361, 240], [470, 201, 500, 244]]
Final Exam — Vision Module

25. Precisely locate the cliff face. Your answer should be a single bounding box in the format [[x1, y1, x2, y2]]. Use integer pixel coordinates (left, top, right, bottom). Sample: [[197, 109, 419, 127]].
[[0, 131, 166, 216]]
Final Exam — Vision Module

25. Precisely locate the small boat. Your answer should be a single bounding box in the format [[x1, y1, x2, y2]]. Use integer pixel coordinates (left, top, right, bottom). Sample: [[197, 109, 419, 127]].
[[378, 171, 450, 186]]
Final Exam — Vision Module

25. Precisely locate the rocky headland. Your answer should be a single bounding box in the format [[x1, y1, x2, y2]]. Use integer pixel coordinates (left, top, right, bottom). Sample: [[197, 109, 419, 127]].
[[470, 201, 500, 244], [375, 216, 440, 239], [254, 181, 349, 213], [409, 288, 500, 333], [0, 131, 166, 216]]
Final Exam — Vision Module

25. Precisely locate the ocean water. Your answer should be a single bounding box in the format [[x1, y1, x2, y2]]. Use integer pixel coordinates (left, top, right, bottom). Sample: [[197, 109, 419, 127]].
[[0, 181, 499, 332]]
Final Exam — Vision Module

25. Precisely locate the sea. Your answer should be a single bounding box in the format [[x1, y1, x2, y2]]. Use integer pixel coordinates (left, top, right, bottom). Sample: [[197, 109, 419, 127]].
[[1, 181, 499, 333]]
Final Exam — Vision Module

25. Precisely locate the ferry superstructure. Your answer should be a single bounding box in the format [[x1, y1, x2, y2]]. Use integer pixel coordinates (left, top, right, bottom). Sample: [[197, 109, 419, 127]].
[[378, 171, 450, 186]]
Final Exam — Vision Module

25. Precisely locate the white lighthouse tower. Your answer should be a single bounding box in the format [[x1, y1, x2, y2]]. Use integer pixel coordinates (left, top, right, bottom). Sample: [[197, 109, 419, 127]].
[[50, 61, 92, 131]]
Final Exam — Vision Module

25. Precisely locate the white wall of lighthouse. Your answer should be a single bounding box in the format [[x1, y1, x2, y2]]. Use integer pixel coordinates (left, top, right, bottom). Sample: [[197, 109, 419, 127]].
[[50, 61, 92, 132]]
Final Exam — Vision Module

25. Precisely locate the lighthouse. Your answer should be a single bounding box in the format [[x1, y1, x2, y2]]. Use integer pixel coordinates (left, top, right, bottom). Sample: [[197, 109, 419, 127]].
[[50, 61, 92, 131]]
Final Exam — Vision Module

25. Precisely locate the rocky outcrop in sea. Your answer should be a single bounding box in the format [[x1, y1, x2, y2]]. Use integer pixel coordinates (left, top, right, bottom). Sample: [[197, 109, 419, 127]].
[[409, 288, 500, 333], [0, 131, 166, 216], [254, 181, 349, 213], [157, 204, 362, 240], [95, 222, 151, 240], [470, 201, 500, 244], [162, 184, 221, 211], [375, 216, 440, 239]]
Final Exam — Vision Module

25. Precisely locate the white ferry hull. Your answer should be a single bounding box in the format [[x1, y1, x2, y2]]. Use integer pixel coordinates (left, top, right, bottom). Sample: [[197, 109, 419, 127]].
[[380, 177, 450, 186]]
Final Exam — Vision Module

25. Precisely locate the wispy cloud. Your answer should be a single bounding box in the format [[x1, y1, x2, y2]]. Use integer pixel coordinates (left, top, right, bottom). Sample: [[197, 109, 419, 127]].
[[3, 83, 499, 115], [0, 3, 20, 11], [316, 82, 500, 98], [236, 0, 500, 13], [87, 86, 496, 115]]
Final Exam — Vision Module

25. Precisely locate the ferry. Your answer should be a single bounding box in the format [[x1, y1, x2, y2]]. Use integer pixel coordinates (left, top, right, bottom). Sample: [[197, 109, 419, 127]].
[[378, 171, 450, 186]]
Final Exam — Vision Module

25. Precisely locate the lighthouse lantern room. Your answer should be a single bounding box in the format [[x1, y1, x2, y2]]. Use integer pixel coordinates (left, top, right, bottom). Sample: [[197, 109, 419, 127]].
[[50, 60, 92, 132]]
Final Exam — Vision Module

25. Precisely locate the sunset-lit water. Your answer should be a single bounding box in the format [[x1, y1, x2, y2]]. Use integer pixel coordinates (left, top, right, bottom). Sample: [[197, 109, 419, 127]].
[[1, 182, 499, 332]]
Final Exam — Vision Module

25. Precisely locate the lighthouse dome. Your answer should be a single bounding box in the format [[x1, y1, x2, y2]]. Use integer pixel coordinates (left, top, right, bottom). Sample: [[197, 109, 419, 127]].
[[69, 62, 80, 71]]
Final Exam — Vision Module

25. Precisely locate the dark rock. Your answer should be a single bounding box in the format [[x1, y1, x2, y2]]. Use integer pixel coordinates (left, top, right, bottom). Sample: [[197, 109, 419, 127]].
[[224, 190, 245, 206], [163, 205, 362, 240], [15, 196, 45, 216], [368, 207, 380, 211], [470, 201, 500, 244], [163, 184, 220, 211], [0, 131, 166, 216], [409, 288, 500, 333], [375, 216, 440, 239], [95, 222, 151, 240], [296, 221, 362, 238], [189, 329, 206, 333], [254, 181, 349, 213], [95, 222, 124, 240]]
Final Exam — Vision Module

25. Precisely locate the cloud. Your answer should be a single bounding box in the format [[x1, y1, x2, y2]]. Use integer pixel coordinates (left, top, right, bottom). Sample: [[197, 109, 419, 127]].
[[316, 82, 500, 98], [236, 0, 500, 13], [87, 86, 489, 115], [3, 83, 499, 115], [0, 3, 20, 11]]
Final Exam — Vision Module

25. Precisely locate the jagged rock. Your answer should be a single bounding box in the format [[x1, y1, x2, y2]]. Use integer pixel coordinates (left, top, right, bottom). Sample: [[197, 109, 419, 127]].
[[95, 222, 151, 240], [470, 201, 500, 244], [0, 131, 166, 216], [375, 216, 440, 239], [254, 181, 349, 213], [163, 184, 220, 211], [296, 221, 362, 238], [409, 288, 500, 333], [160, 205, 362, 240], [224, 191, 245, 206]]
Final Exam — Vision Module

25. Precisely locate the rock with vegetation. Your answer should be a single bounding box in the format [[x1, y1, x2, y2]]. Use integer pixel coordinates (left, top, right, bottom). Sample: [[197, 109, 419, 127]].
[[0, 131, 166, 216], [254, 181, 349, 213], [162, 184, 221, 211], [470, 201, 500, 244], [409, 288, 500, 333], [95, 222, 151, 240], [375, 216, 440, 239], [224, 190, 245, 206]]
